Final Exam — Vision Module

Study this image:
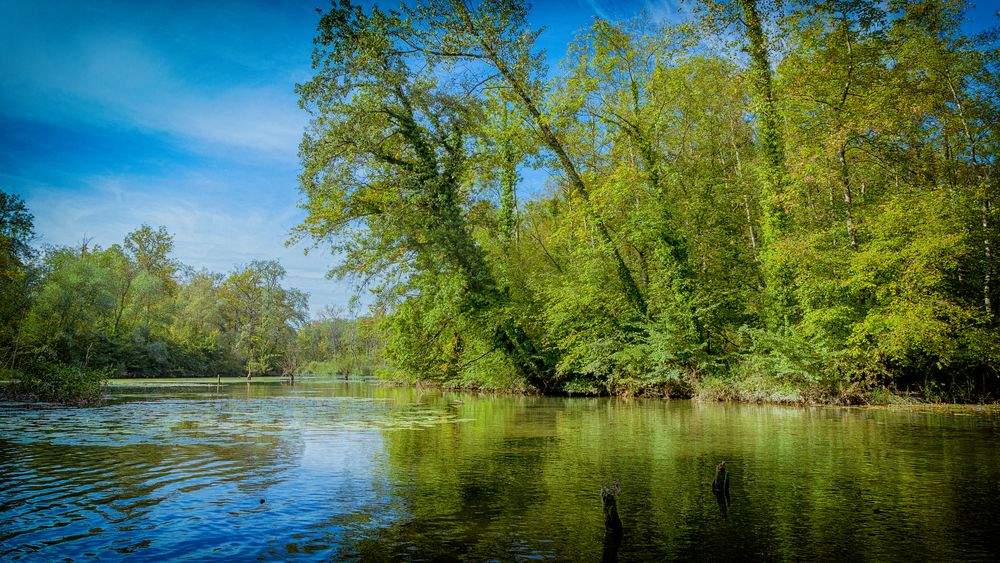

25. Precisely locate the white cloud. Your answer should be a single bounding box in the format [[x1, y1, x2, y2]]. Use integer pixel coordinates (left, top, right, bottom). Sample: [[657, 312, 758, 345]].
[[0, 0, 308, 158]]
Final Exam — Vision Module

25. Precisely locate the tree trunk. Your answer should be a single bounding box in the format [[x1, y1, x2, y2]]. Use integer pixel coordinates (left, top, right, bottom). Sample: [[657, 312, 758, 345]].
[[600, 479, 623, 539], [739, 0, 787, 243], [945, 73, 993, 317], [839, 144, 858, 250], [455, 2, 647, 316], [738, 0, 793, 321], [984, 194, 993, 317], [394, 88, 553, 389], [743, 194, 759, 260]]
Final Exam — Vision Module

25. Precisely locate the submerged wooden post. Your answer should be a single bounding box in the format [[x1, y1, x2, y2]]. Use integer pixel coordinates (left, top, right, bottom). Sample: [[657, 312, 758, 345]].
[[601, 478, 623, 562], [712, 462, 732, 520], [712, 462, 730, 494], [601, 478, 623, 538]]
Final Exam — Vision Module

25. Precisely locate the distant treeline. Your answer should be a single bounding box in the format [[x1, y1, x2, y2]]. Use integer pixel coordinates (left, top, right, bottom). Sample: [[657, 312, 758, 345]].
[[0, 191, 382, 385], [294, 0, 999, 402]]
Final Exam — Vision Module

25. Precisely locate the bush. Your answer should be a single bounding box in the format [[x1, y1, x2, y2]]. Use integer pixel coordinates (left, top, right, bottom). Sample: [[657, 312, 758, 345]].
[[2, 362, 107, 405]]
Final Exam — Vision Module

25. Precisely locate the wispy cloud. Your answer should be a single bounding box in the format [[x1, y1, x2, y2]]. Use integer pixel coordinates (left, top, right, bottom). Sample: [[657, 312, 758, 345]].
[[641, 0, 695, 25], [580, 0, 611, 20], [0, 0, 311, 159]]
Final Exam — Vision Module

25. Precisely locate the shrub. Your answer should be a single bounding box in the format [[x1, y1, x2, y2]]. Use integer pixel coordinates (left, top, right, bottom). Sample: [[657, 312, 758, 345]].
[[3, 362, 107, 405]]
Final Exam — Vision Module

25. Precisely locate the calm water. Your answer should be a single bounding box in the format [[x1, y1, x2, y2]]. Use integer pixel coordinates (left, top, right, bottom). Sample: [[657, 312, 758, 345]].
[[1, 378, 999, 561]]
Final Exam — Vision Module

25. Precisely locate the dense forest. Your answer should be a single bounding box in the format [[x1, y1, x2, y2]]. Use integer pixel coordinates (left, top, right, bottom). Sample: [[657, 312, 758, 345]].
[[0, 191, 381, 401], [294, 0, 998, 402]]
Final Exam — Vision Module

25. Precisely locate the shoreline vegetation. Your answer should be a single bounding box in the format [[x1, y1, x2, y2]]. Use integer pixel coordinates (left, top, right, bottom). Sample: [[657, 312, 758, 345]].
[[3, 0, 999, 406], [377, 370, 1000, 406], [3, 369, 998, 408], [7, 374, 1000, 413]]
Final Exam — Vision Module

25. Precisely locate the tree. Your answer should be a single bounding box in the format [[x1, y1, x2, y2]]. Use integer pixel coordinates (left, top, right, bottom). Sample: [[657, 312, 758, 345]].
[[219, 260, 307, 378], [296, 1, 553, 389], [23, 246, 117, 366], [170, 270, 226, 349], [409, 0, 650, 315], [0, 191, 36, 367]]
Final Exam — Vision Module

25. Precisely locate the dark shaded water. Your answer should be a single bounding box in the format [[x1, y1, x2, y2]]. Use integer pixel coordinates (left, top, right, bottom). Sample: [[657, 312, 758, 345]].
[[2, 377, 999, 561]]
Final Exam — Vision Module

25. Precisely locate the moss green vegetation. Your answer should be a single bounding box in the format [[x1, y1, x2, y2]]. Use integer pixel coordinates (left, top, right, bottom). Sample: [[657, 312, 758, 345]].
[[301, 358, 378, 377], [295, 0, 999, 403]]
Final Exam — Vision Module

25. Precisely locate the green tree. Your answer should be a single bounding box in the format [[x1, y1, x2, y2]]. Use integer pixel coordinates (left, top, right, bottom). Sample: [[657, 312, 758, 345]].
[[412, 0, 649, 315], [23, 246, 117, 366], [0, 191, 36, 367], [219, 260, 307, 378], [296, 1, 553, 389]]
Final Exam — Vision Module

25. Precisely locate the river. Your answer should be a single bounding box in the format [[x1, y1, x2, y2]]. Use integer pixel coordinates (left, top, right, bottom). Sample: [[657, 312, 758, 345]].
[[1, 377, 998, 560]]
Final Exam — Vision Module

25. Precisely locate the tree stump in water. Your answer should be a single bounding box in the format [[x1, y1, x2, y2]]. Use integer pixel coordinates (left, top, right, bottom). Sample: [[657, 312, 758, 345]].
[[712, 462, 731, 520], [601, 478, 624, 539], [712, 462, 730, 494]]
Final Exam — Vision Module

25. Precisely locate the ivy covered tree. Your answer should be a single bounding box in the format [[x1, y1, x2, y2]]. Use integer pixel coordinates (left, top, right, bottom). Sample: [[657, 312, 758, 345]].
[[295, 1, 553, 389]]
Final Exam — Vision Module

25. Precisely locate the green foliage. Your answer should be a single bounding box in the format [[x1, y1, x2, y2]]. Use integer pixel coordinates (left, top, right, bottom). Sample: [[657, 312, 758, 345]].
[[219, 260, 308, 376], [296, 311, 385, 377], [6, 0, 999, 403], [737, 324, 845, 387], [3, 362, 107, 405], [295, 0, 555, 389], [1, 191, 38, 370], [845, 190, 982, 374], [288, 0, 999, 402]]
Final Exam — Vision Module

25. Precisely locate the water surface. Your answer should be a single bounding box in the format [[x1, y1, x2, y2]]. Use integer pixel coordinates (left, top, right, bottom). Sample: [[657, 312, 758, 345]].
[[2, 378, 999, 560]]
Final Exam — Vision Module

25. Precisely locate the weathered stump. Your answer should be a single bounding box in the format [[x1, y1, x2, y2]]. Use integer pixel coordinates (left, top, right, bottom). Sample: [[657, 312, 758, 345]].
[[601, 478, 623, 562], [714, 486, 731, 520], [712, 461, 731, 520], [712, 462, 730, 494]]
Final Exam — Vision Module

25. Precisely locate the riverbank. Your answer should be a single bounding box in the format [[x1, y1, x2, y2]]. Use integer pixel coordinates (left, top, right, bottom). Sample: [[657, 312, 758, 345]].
[[376, 371, 1000, 407], [5, 367, 997, 409]]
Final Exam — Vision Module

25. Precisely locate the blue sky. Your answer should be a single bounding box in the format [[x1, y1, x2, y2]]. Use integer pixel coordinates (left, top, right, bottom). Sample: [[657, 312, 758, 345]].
[[1, 0, 995, 317]]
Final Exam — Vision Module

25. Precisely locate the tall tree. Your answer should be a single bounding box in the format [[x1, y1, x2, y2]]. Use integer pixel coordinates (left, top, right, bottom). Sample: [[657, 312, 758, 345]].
[[220, 260, 306, 378], [0, 191, 36, 367], [296, 2, 553, 388], [408, 0, 649, 315]]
